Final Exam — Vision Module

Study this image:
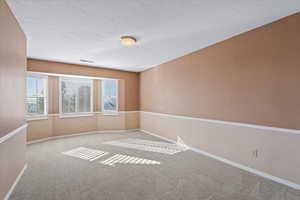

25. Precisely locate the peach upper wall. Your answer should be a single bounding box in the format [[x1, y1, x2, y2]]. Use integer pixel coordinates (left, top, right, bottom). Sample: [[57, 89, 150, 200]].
[[140, 13, 300, 130], [0, 0, 26, 137], [27, 59, 140, 111]]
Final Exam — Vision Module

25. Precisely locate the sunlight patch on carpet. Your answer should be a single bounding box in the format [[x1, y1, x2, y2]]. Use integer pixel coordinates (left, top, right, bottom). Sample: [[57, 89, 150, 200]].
[[62, 147, 109, 161], [103, 138, 187, 155], [100, 154, 160, 167]]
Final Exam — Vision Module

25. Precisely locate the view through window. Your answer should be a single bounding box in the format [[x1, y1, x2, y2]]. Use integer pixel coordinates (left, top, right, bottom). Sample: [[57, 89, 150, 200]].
[[102, 80, 118, 112], [60, 77, 92, 113], [26, 75, 47, 116]]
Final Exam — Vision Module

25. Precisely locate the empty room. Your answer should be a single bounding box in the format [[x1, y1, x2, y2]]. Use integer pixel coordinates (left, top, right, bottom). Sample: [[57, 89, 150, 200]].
[[1, 0, 300, 199]]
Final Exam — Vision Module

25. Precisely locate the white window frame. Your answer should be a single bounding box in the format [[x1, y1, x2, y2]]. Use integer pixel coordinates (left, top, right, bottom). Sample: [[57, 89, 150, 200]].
[[59, 77, 93, 115], [26, 73, 48, 117], [101, 79, 118, 113]]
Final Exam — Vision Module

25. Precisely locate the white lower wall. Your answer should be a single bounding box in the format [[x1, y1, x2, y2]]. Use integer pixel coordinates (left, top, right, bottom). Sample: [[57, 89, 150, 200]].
[[140, 111, 300, 187], [0, 125, 27, 200], [27, 111, 139, 142]]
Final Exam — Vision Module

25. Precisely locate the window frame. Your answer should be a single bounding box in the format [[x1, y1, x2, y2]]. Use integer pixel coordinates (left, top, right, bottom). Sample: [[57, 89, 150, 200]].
[[26, 73, 48, 117], [59, 77, 94, 115], [101, 79, 118, 113]]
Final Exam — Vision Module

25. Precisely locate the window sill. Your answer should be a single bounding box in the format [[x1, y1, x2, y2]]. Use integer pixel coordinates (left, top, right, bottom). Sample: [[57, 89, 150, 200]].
[[102, 112, 119, 116], [59, 113, 94, 119], [26, 116, 49, 121]]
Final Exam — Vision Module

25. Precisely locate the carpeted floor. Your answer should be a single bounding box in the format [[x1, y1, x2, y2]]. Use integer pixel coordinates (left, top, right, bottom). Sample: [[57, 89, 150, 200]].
[[10, 131, 300, 200]]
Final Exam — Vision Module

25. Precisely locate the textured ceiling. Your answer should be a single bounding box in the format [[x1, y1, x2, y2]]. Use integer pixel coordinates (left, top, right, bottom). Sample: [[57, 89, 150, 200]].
[[7, 0, 300, 72]]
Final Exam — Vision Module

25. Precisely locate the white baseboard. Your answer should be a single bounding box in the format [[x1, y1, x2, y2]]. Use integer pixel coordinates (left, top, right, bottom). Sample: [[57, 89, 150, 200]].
[[140, 129, 300, 191], [4, 164, 27, 200], [27, 129, 140, 145], [98, 129, 139, 134]]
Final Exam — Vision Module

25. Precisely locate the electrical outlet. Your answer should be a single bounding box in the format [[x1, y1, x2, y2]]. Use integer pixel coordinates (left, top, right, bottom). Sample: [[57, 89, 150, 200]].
[[252, 149, 258, 158]]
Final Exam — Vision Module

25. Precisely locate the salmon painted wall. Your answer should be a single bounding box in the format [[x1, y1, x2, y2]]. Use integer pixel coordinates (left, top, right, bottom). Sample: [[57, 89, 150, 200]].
[[0, 1, 27, 199], [140, 13, 300, 130], [0, 0, 26, 137]]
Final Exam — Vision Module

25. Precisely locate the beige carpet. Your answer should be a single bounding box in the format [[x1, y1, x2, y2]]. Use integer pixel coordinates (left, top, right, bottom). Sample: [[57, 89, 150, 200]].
[[9, 131, 300, 200]]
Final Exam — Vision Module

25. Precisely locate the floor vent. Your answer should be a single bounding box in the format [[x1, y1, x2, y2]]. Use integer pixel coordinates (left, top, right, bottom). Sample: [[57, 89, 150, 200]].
[[100, 154, 160, 167], [103, 139, 187, 155], [62, 147, 108, 161]]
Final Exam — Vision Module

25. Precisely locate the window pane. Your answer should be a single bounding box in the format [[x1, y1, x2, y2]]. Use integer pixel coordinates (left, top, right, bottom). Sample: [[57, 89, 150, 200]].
[[102, 80, 117, 112], [61, 80, 76, 113], [103, 96, 117, 111], [26, 97, 45, 115], [61, 78, 92, 113], [104, 80, 117, 96], [27, 77, 37, 97], [36, 78, 45, 96], [26, 76, 46, 115], [78, 83, 91, 112]]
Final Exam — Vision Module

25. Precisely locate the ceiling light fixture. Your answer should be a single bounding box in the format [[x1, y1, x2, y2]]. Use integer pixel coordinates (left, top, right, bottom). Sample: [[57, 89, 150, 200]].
[[120, 36, 136, 46], [80, 59, 94, 63]]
